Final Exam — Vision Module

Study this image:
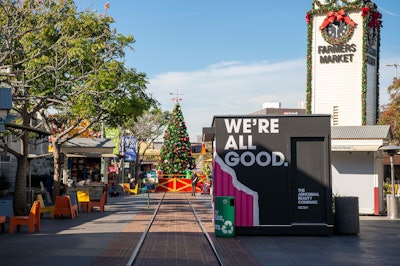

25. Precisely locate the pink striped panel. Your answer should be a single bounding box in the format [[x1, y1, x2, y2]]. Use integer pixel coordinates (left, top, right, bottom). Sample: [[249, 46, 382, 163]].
[[214, 162, 254, 226]]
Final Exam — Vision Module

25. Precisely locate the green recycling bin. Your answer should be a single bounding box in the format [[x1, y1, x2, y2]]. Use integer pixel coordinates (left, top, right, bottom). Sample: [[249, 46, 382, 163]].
[[215, 196, 235, 237]]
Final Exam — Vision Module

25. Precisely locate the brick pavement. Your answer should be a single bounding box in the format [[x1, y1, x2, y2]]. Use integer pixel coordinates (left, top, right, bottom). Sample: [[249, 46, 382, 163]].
[[2, 192, 399, 265], [92, 192, 259, 266], [189, 194, 259, 266]]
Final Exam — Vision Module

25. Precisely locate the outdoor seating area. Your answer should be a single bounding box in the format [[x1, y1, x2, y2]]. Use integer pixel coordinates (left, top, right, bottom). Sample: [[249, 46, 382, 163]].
[[0, 183, 141, 233]]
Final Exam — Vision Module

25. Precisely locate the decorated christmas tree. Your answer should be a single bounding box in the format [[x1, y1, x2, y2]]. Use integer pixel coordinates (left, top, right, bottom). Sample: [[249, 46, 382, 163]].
[[159, 103, 195, 176]]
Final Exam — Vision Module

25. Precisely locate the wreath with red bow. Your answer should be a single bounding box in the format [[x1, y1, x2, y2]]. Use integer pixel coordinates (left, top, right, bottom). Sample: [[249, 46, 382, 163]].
[[320, 10, 357, 45]]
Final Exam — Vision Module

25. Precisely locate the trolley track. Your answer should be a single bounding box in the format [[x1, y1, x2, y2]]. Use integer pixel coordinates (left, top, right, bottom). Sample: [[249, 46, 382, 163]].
[[127, 192, 223, 266]]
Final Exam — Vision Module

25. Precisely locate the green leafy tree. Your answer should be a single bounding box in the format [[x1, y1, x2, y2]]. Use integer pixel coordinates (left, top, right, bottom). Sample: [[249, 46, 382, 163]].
[[159, 103, 195, 176], [0, 1, 154, 213], [378, 77, 400, 144], [122, 109, 169, 181]]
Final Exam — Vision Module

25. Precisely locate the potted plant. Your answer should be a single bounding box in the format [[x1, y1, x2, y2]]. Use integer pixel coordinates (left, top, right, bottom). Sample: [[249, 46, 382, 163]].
[[0, 176, 11, 197]]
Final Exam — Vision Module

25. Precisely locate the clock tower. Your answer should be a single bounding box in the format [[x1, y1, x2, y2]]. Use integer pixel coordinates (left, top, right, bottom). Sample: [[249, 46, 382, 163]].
[[306, 0, 382, 125]]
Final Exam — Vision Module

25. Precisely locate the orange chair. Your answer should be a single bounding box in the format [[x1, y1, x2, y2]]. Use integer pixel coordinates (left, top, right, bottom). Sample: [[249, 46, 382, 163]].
[[0, 215, 6, 232], [37, 194, 54, 219], [53, 196, 78, 219], [9, 200, 40, 233], [88, 191, 107, 212], [123, 183, 139, 195], [66, 193, 80, 214]]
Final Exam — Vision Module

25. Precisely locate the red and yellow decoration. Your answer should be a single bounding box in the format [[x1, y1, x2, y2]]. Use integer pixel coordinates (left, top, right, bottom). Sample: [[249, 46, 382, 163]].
[[319, 10, 356, 30], [156, 174, 207, 192]]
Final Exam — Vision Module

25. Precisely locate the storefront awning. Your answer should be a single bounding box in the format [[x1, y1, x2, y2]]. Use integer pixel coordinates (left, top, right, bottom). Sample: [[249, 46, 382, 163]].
[[141, 150, 160, 156], [65, 153, 117, 158], [65, 153, 87, 158], [331, 145, 383, 152], [331, 126, 391, 152], [202, 127, 215, 142], [101, 153, 118, 158], [27, 153, 53, 159], [61, 138, 115, 157]]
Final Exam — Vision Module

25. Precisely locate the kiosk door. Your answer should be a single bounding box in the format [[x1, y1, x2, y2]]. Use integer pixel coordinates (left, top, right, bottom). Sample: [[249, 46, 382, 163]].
[[291, 137, 329, 223]]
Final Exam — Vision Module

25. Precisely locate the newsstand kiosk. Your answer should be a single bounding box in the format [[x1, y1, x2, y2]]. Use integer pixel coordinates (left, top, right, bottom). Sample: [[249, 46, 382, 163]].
[[207, 115, 334, 235]]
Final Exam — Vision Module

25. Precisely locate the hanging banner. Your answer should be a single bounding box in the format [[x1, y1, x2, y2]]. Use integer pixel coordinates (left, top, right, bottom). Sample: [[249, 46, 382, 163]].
[[123, 136, 136, 161]]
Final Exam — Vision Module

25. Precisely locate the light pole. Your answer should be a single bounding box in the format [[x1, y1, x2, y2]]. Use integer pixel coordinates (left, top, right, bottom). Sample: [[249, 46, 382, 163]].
[[119, 135, 125, 184], [380, 145, 400, 219], [386, 63, 400, 78]]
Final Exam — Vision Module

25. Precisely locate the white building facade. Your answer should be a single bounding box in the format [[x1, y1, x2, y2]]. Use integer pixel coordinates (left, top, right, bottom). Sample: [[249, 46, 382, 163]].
[[307, 1, 385, 215], [331, 126, 390, 215]]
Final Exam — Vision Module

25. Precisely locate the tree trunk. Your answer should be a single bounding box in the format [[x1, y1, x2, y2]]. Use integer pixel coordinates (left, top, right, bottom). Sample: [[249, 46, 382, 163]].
[[13, 123, 29, 215], [52, 143, 63, 198], [13, 154, 28, 215]]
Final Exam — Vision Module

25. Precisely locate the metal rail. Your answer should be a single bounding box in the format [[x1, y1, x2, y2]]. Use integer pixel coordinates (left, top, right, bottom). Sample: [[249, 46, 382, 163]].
[[186, 194, 224, 266], [126, 192, 165, 266], [126, 193, 223, 266]]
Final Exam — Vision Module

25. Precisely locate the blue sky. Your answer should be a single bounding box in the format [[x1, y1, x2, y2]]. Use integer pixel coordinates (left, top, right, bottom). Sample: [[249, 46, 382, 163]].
[[76, 0, 400, 141]]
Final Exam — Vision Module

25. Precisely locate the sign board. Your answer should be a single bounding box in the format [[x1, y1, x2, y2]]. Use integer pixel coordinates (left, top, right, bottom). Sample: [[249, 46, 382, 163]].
[[121, 136, 136, 161], [212, 115, 333, 235]]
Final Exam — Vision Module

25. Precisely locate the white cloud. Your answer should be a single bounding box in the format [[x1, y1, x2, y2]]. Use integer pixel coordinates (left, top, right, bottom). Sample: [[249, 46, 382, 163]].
[[148, 55, 400, 141], [148, 59, 306, 141]]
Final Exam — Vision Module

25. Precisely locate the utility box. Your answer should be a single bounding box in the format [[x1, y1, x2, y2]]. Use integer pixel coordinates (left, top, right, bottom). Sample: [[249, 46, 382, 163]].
[[335, 196, 360, 235], [208, 115, 334, 235], [215, 196, 235, 237]]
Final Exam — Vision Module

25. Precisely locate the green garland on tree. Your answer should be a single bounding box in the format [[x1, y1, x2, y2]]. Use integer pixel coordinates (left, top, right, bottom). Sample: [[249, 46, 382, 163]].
[[158, 103, 195, 176]]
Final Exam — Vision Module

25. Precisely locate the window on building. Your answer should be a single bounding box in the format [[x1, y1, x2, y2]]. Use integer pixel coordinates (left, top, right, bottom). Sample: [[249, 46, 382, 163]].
[[333, 106, 339, 126]]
